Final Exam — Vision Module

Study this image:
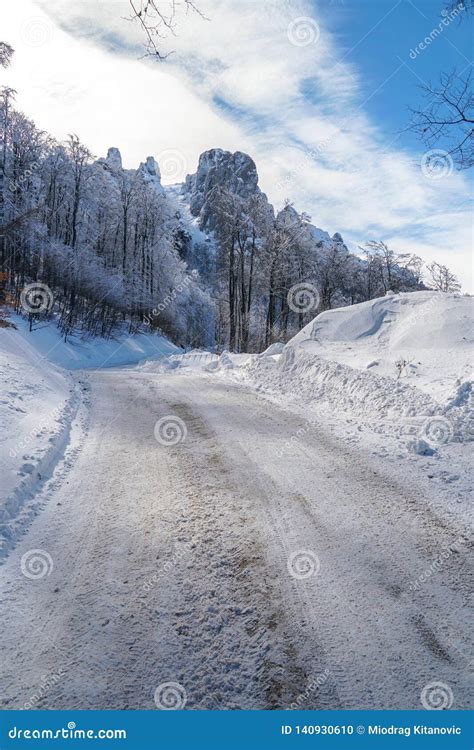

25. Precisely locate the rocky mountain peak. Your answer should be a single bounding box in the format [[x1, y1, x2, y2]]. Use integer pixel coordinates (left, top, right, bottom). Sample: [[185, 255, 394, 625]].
[[103, 147, 122, 172], [142, 156, 160, 178], [137, 155, 164, 195], [184, 148, 261, 219]]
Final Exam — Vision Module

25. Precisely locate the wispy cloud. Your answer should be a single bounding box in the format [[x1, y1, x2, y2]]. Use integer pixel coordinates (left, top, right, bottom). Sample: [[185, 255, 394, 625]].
[[2, 0, 471, 290]]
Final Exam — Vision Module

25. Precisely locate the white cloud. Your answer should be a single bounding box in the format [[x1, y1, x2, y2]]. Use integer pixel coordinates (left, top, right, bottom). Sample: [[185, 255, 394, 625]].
[[1, 0, 471, 290]]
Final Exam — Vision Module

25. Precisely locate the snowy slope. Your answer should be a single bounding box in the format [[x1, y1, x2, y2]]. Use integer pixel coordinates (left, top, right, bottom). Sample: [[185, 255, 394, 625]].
[[142, 291, 474, 456], [155, 292, 472, 523], [239, 292, 474, 445], [291, 291, 473, 403], [0, 315, 177, 556], [0, 320, 75, 557], [164, 184, 212, 250], [5, 314, 178, 370]]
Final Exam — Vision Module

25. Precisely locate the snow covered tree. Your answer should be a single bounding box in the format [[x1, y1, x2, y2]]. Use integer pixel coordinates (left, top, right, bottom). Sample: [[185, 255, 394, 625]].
[[426, 261, 461, 292], [0, 42, 13, 68]]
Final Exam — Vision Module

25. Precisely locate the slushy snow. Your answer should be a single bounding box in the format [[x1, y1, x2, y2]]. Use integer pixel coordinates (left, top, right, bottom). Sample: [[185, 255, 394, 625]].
[[0, 315, 177, 556]]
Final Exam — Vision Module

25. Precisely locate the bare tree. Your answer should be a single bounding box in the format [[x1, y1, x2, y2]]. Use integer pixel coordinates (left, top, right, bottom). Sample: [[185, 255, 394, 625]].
[[0, 42, 14, 280], [445, 0, 473, 14], [0, 42, 14, 69], [400, 253, 425, 285], [0, 85, 16, 290], [363, 240, 403, 292], [64, 134, 93, 249], [409, 69, 474, 169], [128, 0, 204, 59], [426, 261, 461, 292]]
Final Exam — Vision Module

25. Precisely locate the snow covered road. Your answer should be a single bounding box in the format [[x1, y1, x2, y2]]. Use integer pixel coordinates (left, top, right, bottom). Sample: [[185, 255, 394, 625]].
[[0, 368, 472, 710]]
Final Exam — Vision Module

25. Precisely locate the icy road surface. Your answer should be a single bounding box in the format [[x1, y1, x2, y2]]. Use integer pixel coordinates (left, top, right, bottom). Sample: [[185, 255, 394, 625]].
[[0, 369, 472, 710]]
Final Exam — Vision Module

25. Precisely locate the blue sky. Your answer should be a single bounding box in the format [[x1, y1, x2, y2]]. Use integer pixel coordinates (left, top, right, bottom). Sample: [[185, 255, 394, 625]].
[[328, 0, 472, 153], [0, 0, 472, 289]]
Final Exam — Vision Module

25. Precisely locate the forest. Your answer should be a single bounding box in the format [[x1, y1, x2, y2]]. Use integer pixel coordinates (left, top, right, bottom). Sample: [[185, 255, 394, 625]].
[[0, 42, 460, 353]]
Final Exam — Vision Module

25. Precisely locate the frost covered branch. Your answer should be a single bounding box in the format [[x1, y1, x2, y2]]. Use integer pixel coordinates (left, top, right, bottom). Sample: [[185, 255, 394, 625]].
[[128, 0, 204, 59]]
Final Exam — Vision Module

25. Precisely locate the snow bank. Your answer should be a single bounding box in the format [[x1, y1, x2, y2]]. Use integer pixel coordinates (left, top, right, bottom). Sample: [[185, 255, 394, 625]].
[[242, 344, 472, 446], [234, 292, 473, 449], [0, 320, 74, 556], [6, 315, 178, 370], [141, 348, 252, 374], [291, 291, 473, 403], [0, 315, 177, 556]]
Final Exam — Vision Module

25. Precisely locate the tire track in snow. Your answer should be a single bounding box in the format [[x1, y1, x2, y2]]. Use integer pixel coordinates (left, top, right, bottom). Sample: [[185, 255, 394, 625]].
[[0, 370, 471, 710]]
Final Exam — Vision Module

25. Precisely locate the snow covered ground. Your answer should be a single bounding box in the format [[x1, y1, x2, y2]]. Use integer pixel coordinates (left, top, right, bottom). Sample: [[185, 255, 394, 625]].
[[0, 315, 177, 557], [0, 369, 472, 710], [167, 292, 472, 526], [0, 294, 472, 710]]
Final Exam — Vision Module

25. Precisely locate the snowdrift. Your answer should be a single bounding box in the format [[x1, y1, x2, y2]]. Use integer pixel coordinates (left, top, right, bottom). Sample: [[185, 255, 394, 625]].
[[290, 291, 472, 399], [237, 292, 473, 450]]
